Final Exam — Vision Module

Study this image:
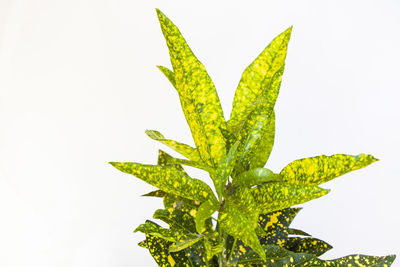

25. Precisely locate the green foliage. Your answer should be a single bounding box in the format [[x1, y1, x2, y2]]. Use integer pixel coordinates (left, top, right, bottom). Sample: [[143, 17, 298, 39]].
[[110, 9, 396, 267]]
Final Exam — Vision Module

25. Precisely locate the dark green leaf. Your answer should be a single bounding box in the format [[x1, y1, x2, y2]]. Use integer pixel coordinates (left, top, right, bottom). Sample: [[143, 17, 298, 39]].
[[281, 237, 332, 256], [154, 208, 196, 234], [134, 220, 181, 242], [288, 228, 311, 237], [303, 254, 396, 266]]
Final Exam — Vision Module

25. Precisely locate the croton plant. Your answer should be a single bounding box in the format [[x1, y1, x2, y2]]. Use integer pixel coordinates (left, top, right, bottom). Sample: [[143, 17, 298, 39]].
[[110, 9, 396, 266]]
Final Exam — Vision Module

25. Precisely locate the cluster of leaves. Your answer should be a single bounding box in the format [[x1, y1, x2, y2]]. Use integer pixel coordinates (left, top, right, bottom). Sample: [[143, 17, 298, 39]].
[[110, 9, 396, 266]]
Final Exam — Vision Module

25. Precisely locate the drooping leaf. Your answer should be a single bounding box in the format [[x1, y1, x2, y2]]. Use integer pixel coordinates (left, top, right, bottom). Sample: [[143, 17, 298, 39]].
[[234, 167, 281, 187], [109, 162, 217, 204], [230, 244, 313, 267], [228, 26, 292, 132], [281, 237, 332, 257], [169, 234, 205, 252], [252, 182, 330, 214], [258, 208, 301, 245], [214, 141, 240, 199], [157, 65, 176, 88], [195, 199, 219, 234], [134, 220, 181, 242], [146, 130, 203, 162], [219, 203, 266, 261], [303, 254, 396, 267], [280, 154, 378, 185], [156, 9, 226, 166], [288, 228, 311, 237]]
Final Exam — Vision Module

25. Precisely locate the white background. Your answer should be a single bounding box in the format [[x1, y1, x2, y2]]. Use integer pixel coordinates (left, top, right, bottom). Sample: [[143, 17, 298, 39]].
[[0, 0, 399, 266]]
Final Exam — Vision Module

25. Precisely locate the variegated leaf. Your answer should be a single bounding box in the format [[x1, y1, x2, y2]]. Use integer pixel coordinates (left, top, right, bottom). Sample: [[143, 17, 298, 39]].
[[234, 167, 281, 187], [204, 232, 224, 261], [219, 203, 266, 261], [227, 185, 260, 229], [280, 154, 378, 185], [157, 65, 176, 88], [230, 244, 313, 267], [109, 162, 217, 204], [303, 254, 396, 267], [157, 150, 186, 173], [214, 141, 240, 200], [156, 9, 226, 166], [194, 199, 219, 234], [153, 209, 196, 234], [281, 237, 332, 257], [252, 182, 330, 214], [146, 130, 203, 162], [229, 26, 292, 131], [169, 234, 205, 252], [134, 220, 181, 242], [288, 228, 311, 237]]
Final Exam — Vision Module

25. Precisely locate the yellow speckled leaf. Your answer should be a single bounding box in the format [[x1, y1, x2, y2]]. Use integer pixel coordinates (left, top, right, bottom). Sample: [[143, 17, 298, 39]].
[[169, 234, 205, 252], [134, 220, 182, 242], [303, 254, 396, 266], [219, 202, 266, 261], [229, 26, 292, 132], [281, 237, 332, 257], [146, 130, 203, 162], [227, 186, 260, 230], [195, 199, 219, 234], [157, 65, 176, 88], [156, 9, 226, 166], [234, 167, 281, 187], [252, 182, 330, 214], [280, 154, 378, 185], [110, 162, 217, 204]]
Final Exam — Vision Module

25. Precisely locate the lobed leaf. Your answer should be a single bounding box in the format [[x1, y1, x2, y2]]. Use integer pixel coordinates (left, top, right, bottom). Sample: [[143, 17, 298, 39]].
[[303, 254, 396, 266], [156, 9, 226, 166], [229, 26, 292, 132], [252, 182, 330, 214], [280, 154, 378, 185], [146, 130, 203, 162], [109, 162, 217, 204], [234, 167, 281, 187]]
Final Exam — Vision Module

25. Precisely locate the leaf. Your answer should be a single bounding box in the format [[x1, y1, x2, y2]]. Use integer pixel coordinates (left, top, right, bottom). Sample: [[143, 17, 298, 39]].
[[169, 234, 205, 252], [204, 232, 224, 261], [110, 162, 217, 204], [134, 220, 181, 242], [280, 154, 378, 185], [303, 254, 396, 267], [230, 244, 313, 267], [288, 228, 311, 237], [154, 209, 196, 234], [157, 150, 186, 173], [234, 167, 281, 187], [146, 130, 203, 162], [233, 101, 274, 175], [281, 237, 332, 257], [143, 234, 191, 267], [195, 199, 219, 234], [214, 141, 240, 199], [228, 26, 292, 132], [142, 189, 168, 198], [219, 203, 266, 261], [252, 182, 330, 214], [157, 65, 176, 88], [156, 9, 226, 166], [258, 208, 301, 245], [227, 185, 260, 229]]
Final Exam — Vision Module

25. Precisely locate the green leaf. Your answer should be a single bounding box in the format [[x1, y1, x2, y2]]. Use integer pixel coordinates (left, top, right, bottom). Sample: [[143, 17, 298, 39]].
[[156, 9, 226, 166], [204, 232, 224, 261], [281, 237, 332, 257], [229, 244, 313, 267], [303, 254, 396, 267], [288, 228, 311, 237], [154, 208, 197, 234], [214, 141, 240, 199], [169, 234, 205, 252], [252, 182, 330, 214], [157, 65, 176, 88], [110, 162, 217, 203], [134, 220, 181, 242], [157, 150, 186, 173], [234, 167, 281, 187], [219, 203, 266, 261], [227, 185, 260, 229], [146, 130, 203, 162], [280, 154, 378, 185], [228, 26, 292, 132], [195, 199, 219, 234], [233, 101, 274, 175], [142, 189, 168, 198], [258, 208, 301, 245]]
